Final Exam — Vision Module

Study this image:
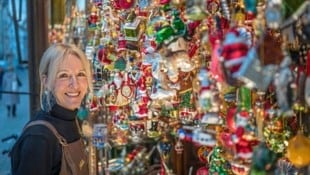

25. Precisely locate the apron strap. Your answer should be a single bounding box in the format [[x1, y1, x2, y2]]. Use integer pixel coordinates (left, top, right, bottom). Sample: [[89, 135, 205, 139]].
[[24, 120, 68, 146]]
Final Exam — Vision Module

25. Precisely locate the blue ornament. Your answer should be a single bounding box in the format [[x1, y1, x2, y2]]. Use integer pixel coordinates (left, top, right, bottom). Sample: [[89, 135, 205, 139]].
[[244, 0, 257, 14], [77, 107, 89, 120]]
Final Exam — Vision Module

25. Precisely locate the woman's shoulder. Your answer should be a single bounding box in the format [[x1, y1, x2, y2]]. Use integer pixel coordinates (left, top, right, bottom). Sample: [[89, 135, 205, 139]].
[[20, 112, 60, 141]]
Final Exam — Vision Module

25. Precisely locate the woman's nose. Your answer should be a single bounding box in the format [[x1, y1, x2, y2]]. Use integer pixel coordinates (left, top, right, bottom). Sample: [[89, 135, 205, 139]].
[[69, 75, 79, 88]]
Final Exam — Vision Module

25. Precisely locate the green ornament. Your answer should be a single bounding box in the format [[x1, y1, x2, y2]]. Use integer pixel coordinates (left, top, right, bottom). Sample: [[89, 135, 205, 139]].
[[238, 86, 251, 111], [161, 4, 171, 12], [209, 146, 229, 175], [155, 25, 175, 44], [180, 91, 192, 108], [172, 10, 186, 36], [250, 142, 279, 175], [114, 57, 127, 71]]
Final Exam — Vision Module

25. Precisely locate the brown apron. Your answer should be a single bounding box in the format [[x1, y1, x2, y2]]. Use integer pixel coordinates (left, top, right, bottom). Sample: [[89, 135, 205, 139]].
[[25, 120, 89, 175]]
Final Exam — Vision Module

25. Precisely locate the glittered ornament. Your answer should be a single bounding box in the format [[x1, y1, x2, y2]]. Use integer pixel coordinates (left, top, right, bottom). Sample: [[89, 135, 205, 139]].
[[263, 116, 293, 153], [208, 146, 230, 175], [197, 146, 213, 163]]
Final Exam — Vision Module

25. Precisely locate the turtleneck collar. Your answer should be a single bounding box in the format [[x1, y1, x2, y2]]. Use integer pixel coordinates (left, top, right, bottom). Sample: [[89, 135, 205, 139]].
[[49, 104, 78, 121]]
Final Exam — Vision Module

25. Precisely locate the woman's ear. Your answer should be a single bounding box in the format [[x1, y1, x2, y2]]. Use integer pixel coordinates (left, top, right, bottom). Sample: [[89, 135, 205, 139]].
[[41, 74, 48, 89]]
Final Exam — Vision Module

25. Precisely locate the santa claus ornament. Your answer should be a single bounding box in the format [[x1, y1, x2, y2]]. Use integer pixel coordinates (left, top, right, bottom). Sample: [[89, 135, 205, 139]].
[[220, 28, 250, 85], [232, 111, 258, 160]]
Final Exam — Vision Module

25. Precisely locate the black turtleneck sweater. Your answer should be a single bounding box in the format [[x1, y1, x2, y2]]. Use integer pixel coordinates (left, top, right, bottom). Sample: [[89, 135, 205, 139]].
[[11, 104, 81, 175]]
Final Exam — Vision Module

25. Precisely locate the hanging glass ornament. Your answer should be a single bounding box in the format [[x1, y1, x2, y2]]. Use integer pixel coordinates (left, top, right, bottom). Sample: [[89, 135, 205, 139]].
[[243, 0, 257, 15], [124, 12, 143, 41], [286, 131, 310, 168], [192, 128, 217, 147], [159, 134, 173, 162], [88, 5, 99, 29], [92, 123, 108, 149], [197, 145, 213, 163], [237, 86, 252, 111], [147, 118, 161, 138], [220, 28, 250, 85], [155, 23, 176, 45], [206, 0, 220, 15], [77, 106, 89, 120], [184, 0, 207, 21], [171, 9, 186, 36], [265, 0, 283, 29], [114, 56, 127, 71], [250, 142, 279, 174], [129, 120, 146, 143], [220, 0, 230, 20], [138, 0, 150, 9], [208, 146, 230, 175], [174, 139, 184, 154], [263, 114, 293, 153]]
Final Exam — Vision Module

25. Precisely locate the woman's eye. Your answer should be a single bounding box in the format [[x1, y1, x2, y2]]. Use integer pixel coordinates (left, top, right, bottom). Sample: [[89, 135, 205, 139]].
[[58, 73, 69, 78], [77, 72, 86, 77]]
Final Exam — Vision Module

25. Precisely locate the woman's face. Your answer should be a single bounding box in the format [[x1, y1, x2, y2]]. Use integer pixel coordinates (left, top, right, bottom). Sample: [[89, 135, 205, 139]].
[[53, 54, 88, 110]]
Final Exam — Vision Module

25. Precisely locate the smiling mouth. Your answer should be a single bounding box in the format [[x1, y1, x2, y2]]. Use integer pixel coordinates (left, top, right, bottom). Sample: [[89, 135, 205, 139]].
[[65, 92, 80, 97]]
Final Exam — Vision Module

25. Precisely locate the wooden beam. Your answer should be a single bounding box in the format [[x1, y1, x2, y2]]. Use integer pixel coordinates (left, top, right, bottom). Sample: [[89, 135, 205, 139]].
[[27, 0, 49, 118]]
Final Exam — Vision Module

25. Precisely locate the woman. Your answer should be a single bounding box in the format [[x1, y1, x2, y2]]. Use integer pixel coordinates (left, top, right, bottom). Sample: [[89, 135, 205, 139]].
[[10, 43, 92, 175], [2, 66, 20, 117]]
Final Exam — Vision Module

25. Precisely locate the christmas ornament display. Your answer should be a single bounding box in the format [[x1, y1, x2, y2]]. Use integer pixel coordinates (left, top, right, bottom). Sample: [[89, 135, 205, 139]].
[[55, 0, 310, 174]]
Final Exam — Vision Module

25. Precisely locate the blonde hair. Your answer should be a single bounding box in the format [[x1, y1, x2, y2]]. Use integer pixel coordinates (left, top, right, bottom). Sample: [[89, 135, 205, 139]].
[[39, 43, 93, 111]]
